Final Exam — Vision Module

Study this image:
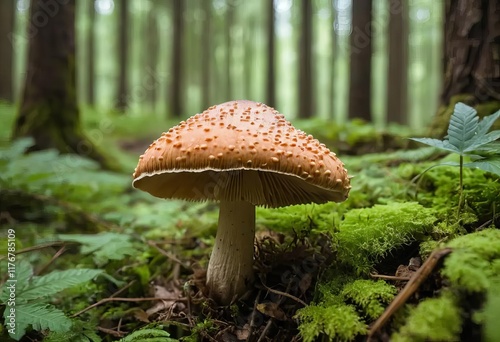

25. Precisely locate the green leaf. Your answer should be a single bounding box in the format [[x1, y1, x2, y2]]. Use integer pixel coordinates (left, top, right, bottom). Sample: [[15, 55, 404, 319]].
[[6, 303, 72, 341], [464, 130, 500, 152], [119, 328, 177, 342], [19, 269, 103, 301], [0, 138, 34, 161], [468, 141, 500, 154], [57, 232, 136, 264], [0, 260, 33, 303], [465, 157, 500, 177], [476, 110, 500, 136], [409, 138, 460, 154], [448, 103, 478, 152]]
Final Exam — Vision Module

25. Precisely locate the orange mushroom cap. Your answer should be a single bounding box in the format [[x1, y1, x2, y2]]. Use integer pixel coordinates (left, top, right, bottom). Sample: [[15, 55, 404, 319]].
[[133, 100, 350, 208]]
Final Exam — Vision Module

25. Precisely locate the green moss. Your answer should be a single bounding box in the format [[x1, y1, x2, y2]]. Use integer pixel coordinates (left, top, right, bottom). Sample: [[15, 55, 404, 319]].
[[341, 280, 397, 320], [483, 281, 500, 342], [297, 300, 367, 342], [257, 201, 345, 233], [337, 202, 437, 274], [443, 229, 500, 293], [392, 291, 462, 342]]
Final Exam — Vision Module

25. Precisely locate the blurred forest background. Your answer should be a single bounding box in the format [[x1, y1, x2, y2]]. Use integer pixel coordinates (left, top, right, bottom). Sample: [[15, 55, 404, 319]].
[[0, 0, 444, 130]]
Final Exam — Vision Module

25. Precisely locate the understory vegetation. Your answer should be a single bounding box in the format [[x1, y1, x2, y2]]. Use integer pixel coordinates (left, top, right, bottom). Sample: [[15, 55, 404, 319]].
[[0, 102, 499, 341]]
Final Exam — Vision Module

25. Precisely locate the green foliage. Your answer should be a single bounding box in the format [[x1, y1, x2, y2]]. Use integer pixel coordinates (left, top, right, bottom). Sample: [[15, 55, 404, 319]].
[[257, 201, 343, 233], [337, 202, 437, 274], [0, 260, 103, 340], [0, 138, 130, 212], [57, 232, 138, 265], [442, 229, 500, 293], [44, 320, 102, 342], [341, 280, 397, 320], [392, 291, 462, 342], [297, 301, 367, 342], [411, 103, 500, 165], [118, 326, 177, 342]]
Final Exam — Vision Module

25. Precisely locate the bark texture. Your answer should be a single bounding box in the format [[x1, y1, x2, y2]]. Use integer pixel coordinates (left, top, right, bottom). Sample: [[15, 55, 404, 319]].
[[298, 0, 313, 118], [386, 0, 408, 124], [441, 0, 500, 105], [116, 0, 129, 111], [266, 0, 276, 107], [348, 0, 373, 121], [170, 0, 184, 117], [430, 0, 500, 137], [0, 0, 15, 102]]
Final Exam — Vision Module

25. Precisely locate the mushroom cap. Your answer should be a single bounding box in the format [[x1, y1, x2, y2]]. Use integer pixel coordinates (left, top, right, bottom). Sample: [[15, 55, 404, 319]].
[[133, 100, 350, 208]]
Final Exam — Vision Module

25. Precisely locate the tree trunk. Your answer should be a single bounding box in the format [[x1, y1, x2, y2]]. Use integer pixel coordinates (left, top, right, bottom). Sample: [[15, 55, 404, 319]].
[[147, 4, 159, 110], [348, 0, 373, 121], [201, 0, 212, 108], [170, 0, 184, 117], [266, 0, 276, 107], [87, 0, 96, 106], [298, 0, 313, 118], [13, 0, 118, 171], [430, 0, 500, 137], [116, 0, 129, 111], [386, 0, 408, 124], [441, 0, 500, 105], [0, 0, 15, 102], [329, 2, 338, 119], [225, 3, 234, 101]]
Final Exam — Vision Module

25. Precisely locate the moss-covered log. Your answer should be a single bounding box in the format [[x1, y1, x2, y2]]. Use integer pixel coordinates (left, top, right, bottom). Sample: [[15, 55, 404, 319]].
[[12, 0, 119, 171]]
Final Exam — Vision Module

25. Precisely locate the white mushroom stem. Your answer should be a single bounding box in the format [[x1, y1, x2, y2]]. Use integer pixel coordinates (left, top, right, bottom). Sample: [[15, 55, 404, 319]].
[[206, 200, 255, 304]]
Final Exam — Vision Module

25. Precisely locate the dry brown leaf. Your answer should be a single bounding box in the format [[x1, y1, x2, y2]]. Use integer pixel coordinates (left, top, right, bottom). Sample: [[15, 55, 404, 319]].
[[256, 302, 287, 321]]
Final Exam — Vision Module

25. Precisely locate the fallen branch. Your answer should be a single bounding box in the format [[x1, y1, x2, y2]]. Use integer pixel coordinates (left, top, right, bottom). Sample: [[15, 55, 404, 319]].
[[367, 248, 453, 341]]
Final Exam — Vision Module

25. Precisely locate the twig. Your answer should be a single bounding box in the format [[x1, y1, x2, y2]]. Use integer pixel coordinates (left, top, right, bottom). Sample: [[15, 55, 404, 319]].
[[71, 296, 187, 317], [261, 282, 307, 306], [370, 273, 411, 281], [148, 240, 189, 267], [367, 248, 453, 341], [36, 245, 67, 276], [110, 280, 136, 298], [246, 290, 261, 342], [257, 319, 273, 342], [97, 326, 126, 338], [0, 241, 74, 259]]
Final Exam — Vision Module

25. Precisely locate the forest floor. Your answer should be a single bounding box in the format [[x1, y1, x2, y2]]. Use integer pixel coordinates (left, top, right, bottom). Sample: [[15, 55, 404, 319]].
[[0, 102, 499, 342]]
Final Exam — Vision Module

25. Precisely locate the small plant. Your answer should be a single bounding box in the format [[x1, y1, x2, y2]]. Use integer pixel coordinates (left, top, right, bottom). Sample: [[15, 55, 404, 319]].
[[410, 103, 500, 209], [0, 260, 103, 340]]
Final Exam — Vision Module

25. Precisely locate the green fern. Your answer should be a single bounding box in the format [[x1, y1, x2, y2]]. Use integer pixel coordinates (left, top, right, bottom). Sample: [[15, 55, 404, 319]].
[[24, 269, 103, 301], [1, 261, 103, 341], [9, 303, 73, 341], [44, 320, 103, 342], [411, 103, 500, 210], [57, 232, 137, 265]]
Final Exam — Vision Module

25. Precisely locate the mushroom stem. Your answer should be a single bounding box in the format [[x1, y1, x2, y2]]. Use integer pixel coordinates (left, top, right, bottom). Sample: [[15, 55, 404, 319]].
[[206, 200, 255, 304]]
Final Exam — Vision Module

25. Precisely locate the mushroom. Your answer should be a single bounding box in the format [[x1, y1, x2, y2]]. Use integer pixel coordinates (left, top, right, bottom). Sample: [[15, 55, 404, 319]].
[[132, 100, 350, 304]]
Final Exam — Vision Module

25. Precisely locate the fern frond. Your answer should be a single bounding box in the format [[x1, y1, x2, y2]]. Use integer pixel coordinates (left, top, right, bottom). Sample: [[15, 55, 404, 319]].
[[6, 303, 72, 341], [19, 269, 103, 301]]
